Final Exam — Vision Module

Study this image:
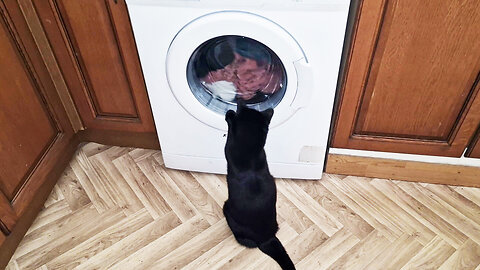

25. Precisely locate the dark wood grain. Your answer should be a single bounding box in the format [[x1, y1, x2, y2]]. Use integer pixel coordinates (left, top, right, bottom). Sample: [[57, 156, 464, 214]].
[[332, 0, 480, 157], [0, 231, 5, 246], [56, 0, 137, 117], [0, 2, 57, 201], [33, 0, 156, 133], [77, 129, 160, 150], [0, 192, 16, 233], [0, 0, 158, 263], [17, 0, 84, 132], [0, 1, 77, 267], [466, 128, 480, 158], [0, 135, 77, 268]]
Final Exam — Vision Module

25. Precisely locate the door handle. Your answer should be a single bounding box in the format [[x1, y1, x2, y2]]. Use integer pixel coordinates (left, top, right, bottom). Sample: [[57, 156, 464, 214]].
[[291, 58, 314, 110]]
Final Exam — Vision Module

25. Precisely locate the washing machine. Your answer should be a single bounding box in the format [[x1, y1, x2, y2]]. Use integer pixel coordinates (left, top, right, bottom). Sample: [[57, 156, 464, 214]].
[[127, 0, 350, 179]]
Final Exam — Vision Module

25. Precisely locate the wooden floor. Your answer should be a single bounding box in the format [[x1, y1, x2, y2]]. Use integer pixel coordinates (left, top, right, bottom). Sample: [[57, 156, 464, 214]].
[[7, 143, 480, 270]]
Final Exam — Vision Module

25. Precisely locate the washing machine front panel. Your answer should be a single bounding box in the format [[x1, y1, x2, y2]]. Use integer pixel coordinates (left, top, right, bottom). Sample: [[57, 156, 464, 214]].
[[127, 1, 351, 178], [166, 11, 313, 131]]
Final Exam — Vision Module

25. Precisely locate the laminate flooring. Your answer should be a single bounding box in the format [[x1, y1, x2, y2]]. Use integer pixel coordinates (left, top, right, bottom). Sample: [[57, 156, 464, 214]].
[[7, 143, 480, 269]]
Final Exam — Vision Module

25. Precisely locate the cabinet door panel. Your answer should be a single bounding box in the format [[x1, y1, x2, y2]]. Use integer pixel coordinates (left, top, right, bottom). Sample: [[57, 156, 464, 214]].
[[333, 0, 480, 156], [56, 0, 137, 117], [34, 0, 155, 133], [0, 16, 57, 200]]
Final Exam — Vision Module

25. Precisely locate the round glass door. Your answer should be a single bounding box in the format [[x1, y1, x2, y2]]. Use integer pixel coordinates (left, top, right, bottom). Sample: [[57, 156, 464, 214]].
[[186, 35, 287, 114]]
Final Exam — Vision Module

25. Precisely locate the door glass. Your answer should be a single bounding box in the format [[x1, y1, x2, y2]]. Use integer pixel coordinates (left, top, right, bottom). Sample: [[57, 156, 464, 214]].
[[187, 35, 287, 114]]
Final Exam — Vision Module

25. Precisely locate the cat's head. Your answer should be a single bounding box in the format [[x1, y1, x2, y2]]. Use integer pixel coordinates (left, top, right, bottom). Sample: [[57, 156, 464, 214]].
[[225, 104, 274, 153]]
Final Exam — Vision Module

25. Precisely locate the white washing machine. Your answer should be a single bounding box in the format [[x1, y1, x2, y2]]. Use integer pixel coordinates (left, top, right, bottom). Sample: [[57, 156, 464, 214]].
[[127, 0, 350, 179]]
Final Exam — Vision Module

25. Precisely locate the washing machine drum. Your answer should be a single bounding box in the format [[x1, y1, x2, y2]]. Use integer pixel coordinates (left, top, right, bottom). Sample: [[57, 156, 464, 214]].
[[187, 35, 287, 114], [166, 11, 313, 130]]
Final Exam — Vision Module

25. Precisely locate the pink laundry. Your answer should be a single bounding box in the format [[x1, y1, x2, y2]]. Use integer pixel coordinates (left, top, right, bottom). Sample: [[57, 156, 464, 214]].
[[202, 53, 282, 100]]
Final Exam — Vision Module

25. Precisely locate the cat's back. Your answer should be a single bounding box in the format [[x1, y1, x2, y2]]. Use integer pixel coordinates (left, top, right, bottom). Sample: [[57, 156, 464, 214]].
[[228, 170, 276, 204]]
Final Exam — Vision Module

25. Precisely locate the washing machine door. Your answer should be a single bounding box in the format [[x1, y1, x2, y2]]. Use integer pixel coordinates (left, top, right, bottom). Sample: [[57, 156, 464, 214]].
[[166, 11, 313, 130]]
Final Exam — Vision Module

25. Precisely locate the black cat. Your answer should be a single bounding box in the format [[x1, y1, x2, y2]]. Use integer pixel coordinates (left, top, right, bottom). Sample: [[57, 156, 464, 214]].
[[223, 104, 295, 270]]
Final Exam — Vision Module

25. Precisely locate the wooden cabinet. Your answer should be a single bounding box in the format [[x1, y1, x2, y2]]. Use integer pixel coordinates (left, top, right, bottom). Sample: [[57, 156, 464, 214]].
[[0, 0, 159, 265], [0, 1, 77, 265], [1, 1, 157, 265], [33, 0, 156, 139], [332, 0, 480, 157]]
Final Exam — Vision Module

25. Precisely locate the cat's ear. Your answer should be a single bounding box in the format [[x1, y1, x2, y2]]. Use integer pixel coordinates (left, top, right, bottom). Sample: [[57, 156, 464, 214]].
[[262, 108, 274, 125], [225, 110, 236, 127]]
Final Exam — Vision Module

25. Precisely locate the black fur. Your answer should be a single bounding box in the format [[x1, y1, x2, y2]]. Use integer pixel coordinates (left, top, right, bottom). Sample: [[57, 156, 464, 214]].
[[223, 104, 295, 270]]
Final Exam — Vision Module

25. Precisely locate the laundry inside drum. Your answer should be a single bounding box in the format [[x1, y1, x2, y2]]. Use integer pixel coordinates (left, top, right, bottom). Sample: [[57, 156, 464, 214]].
[[187, 35, 287, 114]]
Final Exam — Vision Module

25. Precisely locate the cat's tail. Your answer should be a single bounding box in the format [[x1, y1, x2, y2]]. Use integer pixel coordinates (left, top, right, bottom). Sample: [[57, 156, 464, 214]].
[[258, 236, 295, 270]]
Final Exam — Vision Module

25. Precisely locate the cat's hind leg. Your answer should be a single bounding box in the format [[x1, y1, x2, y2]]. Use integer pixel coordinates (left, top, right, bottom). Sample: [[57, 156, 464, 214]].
[[223, 201, 257, 248], [235, 236, 258, 248]]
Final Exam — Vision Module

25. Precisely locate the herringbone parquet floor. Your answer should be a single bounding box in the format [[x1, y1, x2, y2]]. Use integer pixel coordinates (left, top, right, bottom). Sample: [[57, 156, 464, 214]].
[[6, 143, 480, 270]]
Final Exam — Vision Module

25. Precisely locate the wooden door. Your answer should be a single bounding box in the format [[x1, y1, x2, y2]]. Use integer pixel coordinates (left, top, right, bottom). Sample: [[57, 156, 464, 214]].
[[0, 1, 77, 266], [332, 0, 480, 157], [33, 0, 156, 135]]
